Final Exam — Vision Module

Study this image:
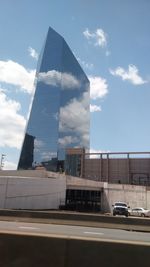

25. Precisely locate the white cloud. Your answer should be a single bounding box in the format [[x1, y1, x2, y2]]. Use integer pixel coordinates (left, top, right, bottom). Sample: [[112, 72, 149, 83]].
[[62, 72, 80, 88], [3, 161, 17, 170], [38, 70, 61, 86], [95, 29, 107, 47], [58, 136, 78, 146], [0, 89, 26, 149], [83, 28, 107, 47], [90, 148, 110, 158], [0, 60, 35, 93], [90, 104, 101, 112], [110, 64, 147, 85], [59, 92, 90, 147], [38, 70, 80, 89], [83, 28, 94, 39], [28, 47, 38, 60], [41, 151, 57, 161], [77, 57, 94, 70], [34, 139, 45, 153], [89, 76, 108, 100], [90, 148, 110, 154]]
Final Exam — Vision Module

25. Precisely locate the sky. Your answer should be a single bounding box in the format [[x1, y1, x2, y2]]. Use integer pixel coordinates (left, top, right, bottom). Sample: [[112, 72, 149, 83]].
[[0, 0, 150, 170]]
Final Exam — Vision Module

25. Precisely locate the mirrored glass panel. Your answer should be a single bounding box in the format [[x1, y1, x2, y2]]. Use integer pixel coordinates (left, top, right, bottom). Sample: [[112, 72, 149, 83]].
[[18, 27, 90, 171]]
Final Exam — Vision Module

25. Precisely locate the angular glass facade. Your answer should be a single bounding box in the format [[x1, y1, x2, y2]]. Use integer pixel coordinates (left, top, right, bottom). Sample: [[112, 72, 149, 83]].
[[18, 27, 90, 171]]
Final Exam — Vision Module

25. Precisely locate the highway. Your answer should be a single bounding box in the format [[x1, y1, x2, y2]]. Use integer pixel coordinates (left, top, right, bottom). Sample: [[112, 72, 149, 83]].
[[0, 220, 150, 245]]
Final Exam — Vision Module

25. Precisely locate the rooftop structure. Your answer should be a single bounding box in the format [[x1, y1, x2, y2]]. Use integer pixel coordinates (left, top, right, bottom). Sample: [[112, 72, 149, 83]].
[[66, 149, 150, 186]]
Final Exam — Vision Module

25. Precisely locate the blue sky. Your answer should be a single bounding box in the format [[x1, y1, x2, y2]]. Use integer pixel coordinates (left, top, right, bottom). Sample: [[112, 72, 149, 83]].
[[0, 0, 150, 169]]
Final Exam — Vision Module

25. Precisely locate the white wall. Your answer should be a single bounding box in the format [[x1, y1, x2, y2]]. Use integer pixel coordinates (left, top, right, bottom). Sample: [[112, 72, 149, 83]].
[[102, 183, 150, 212], [0, 176, 66, 209], [0, 171, 150, 212]]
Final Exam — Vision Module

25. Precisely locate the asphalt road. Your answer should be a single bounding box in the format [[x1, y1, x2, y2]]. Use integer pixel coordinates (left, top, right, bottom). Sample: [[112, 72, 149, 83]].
[[0, 220, 150, 245]]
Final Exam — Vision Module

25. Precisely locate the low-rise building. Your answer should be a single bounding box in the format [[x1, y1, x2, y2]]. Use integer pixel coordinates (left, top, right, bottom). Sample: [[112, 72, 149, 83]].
[[0, 170, 150, 213]]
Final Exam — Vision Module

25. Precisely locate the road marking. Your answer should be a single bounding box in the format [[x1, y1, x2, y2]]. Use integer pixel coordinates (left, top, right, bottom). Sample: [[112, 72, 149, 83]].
[[19, 226, 40, 230], [84, 231, 104, 235]]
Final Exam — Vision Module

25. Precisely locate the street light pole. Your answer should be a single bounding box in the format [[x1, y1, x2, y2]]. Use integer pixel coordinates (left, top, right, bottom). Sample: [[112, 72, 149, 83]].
[[0, 154, 6, 170]]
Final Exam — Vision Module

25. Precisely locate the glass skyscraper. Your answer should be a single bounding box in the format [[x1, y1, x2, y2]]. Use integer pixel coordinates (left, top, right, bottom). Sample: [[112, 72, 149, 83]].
[[18, 27, 90, 171]]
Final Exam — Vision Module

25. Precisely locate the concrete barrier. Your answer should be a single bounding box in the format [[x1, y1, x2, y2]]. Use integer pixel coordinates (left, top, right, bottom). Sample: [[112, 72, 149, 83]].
[[0, 209, 150, 232], [0, 232, 149, 267]]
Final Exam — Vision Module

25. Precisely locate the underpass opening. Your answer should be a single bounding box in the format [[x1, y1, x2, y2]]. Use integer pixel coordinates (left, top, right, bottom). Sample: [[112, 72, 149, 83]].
[[64, 189, 101, 212]]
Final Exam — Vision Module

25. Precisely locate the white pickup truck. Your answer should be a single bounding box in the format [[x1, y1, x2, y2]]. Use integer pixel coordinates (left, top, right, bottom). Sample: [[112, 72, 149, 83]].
[[112, 202, 130, 217]]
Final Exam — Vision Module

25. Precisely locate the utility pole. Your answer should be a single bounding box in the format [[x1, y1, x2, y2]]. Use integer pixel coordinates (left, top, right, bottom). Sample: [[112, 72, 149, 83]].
[[0, 154, 6, 170]]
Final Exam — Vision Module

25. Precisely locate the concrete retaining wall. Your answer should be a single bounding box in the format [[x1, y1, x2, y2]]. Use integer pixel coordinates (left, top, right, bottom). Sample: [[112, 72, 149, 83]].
[[0, 172, 150, 213], [102, 183, 150, 212], [0, 176, 66, 209], [0, 170, 48, 178]]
